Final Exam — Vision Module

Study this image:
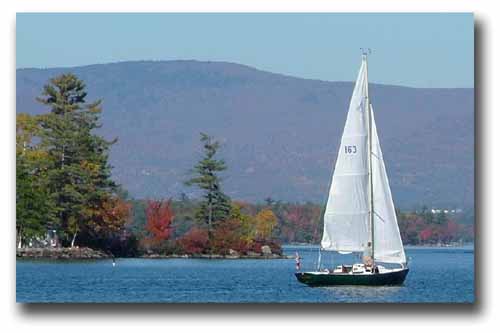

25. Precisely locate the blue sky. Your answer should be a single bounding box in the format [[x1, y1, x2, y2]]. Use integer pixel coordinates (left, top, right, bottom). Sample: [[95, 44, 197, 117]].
[[16, 13, 473, 88]]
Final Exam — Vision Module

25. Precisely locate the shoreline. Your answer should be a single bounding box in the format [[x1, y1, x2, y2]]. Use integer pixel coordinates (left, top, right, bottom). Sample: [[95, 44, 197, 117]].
[[16, 247, 294, 260], [284, 243, 474, 248], [139, 253, 294, 260], [17, 243, 473, 261], [16, 247, 112, 260]]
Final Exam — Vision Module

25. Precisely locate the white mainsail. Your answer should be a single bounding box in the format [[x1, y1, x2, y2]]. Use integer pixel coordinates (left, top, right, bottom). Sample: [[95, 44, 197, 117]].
[[321, 56, 406, 264], [321, 58, 370, 253]]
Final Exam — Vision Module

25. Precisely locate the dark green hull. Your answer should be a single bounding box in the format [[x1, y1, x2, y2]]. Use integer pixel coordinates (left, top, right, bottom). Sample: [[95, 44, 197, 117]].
[[295, 268, 409, 287]]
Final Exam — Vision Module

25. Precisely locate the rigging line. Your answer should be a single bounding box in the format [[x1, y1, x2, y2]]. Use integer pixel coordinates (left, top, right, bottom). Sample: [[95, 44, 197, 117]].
[[315, 107, 338, 271], [374, 211, 387, 224], [371, 152, 382, 160], [316, 247, 322, 271], [365, 52, 375, 261]]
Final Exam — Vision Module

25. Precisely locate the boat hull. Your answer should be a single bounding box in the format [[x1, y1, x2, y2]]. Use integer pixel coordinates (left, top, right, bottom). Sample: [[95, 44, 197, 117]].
[[295, 268, 409, 287]]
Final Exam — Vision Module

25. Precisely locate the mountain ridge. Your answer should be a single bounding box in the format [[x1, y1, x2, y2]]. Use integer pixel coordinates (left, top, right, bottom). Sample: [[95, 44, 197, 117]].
[[17, 59, 473, 89], [16, 60, 474, 209]]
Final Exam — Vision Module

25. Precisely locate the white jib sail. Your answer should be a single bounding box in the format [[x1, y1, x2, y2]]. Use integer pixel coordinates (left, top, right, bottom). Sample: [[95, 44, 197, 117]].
[[370, 106, 407, 264], [321, 59, 370, 252]]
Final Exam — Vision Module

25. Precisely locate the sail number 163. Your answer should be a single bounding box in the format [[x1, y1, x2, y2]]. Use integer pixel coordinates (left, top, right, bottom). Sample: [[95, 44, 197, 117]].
[[344, 145, 357, 154]]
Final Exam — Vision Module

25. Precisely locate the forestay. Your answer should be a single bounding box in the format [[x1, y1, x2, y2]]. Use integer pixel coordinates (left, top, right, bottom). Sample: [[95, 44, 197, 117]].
[[321, 59, 370, 252]]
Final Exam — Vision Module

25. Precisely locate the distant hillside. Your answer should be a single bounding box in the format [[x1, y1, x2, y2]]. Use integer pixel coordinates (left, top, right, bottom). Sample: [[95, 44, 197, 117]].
[[16, 60, 474, 209]]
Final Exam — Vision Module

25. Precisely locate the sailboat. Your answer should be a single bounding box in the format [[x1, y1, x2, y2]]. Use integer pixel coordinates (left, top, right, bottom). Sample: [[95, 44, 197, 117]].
[[295, 52, 409, 286]]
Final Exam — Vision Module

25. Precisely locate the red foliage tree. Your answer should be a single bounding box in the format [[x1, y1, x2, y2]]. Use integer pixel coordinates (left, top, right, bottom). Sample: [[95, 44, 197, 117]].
[[212, 219, 249, 254], [419, 227, 434, 243], [146, 199, 174, 242], [445, 220, 460, 236], [399, 214, 426, 244], [283, 204, 321, 243], [177, 227, 208, 254]]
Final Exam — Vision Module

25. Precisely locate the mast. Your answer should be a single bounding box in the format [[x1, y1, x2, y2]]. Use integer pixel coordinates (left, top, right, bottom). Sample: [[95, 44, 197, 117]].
[[363, 51, 375, 261], [320, 51, 406, 265]]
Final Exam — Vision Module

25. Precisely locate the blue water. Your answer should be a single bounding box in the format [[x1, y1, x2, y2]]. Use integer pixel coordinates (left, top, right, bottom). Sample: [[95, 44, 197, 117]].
[[16, 246, 474, 303]]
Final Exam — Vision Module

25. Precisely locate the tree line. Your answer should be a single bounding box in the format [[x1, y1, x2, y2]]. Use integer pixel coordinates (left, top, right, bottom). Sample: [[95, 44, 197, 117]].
[[16, 73, 282, 256], [16, 73, 474, 256], [16, 74, 127, 250]]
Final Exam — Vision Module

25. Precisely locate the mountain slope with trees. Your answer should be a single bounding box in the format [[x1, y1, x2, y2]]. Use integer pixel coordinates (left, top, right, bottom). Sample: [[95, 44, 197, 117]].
[[16, 60, 474, 209]]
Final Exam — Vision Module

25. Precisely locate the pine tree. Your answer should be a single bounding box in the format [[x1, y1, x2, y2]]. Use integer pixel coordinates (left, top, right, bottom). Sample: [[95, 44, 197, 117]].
[[37, 73, 116, 246], [185, 133, 231, 252]]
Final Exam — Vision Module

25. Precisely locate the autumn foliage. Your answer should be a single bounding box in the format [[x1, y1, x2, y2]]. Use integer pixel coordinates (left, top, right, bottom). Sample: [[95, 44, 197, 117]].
[[146, 199, 174, 242], [125, 197, 474, 256], [176, 227, 208, 254], [95, 197, 132, 236], [398, 210, 473, 245], [277, 203, 322, 244], [254, 209, 278, 240], [212, 219, 248, 253]]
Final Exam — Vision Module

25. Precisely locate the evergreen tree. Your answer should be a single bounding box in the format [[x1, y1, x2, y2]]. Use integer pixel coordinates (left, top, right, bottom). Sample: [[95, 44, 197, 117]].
[[16, 114, 55, 247], [37, 73, 116, 246], [185, 133, 231, 251]]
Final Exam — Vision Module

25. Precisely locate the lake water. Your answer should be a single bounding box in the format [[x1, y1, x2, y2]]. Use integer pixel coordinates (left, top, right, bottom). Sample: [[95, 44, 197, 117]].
[[16, 246, 474, 303]]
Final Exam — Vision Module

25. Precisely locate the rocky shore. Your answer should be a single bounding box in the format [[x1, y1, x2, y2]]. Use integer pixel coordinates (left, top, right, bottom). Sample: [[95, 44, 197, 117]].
[[139, 253, 294, 259], [16, 247, 294, 260], [16, 247, 111, 260], [140, 245, 293, 259]]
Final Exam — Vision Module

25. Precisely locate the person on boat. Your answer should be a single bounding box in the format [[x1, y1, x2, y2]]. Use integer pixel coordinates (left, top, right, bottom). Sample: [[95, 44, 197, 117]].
[[295, 252, 301, 271], [363, 255, 374, 268]]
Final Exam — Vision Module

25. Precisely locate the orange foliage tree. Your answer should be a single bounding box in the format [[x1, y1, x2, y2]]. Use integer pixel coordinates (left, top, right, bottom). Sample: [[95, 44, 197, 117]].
[[97, 196, 132, 236], [74, 196, 132, 251]]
